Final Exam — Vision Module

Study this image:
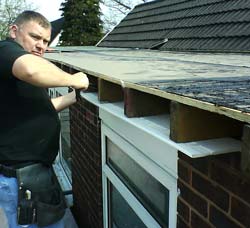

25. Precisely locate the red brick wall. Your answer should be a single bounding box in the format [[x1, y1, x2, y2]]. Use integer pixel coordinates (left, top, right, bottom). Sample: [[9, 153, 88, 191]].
[[70, 96, 103, 228], [178, 151, 250, 228]]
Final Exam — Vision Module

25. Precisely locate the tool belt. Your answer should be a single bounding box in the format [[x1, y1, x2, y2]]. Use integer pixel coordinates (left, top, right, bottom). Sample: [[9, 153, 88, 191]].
[[0, 163, 66, 226]]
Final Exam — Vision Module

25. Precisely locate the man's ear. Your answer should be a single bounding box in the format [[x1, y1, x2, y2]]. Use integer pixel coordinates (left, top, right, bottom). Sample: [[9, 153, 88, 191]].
[[9, 25, 18, 39]]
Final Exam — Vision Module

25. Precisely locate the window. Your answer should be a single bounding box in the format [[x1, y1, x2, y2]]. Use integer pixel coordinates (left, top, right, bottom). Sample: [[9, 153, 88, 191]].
[[59, 106, 72, 174], [102, 124, 177, 228], [107, 138, 169, 227], [48, 88, 72, 183]]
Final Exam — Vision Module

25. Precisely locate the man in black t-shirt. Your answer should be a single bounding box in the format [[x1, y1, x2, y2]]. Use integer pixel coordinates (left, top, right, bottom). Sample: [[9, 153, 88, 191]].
[[0, 11, 89, 228]]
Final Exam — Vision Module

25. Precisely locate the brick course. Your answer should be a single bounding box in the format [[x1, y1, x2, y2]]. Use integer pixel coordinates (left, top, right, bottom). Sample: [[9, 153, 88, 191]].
[[191, 210, 213, 228], [178, 180, 208, 217], [178, 198, 190, 223], [231, 197, 250, 228], [178, 151, 250, 228], [192, 171, 229, 211], [70, 96, 103, 228]]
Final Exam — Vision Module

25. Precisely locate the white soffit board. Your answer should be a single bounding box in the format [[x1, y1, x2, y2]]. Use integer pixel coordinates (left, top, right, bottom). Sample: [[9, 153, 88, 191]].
[[176, 138, 241, 158]]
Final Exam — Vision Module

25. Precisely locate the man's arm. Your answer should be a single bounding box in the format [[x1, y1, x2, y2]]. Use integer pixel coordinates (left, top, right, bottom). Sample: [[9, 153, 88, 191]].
[[51, 90, 77, 112], [12, 54, 88, 89]]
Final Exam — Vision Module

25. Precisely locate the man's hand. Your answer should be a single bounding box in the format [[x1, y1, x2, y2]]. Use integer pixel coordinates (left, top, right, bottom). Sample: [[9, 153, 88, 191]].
[[71, 72, 89, 90]]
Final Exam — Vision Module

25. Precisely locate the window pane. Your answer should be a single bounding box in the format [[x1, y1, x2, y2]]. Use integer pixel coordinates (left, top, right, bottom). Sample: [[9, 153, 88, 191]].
[[107, 138, 169, 228], [60, 107, 72, 170], [109, 182, 147, 228]]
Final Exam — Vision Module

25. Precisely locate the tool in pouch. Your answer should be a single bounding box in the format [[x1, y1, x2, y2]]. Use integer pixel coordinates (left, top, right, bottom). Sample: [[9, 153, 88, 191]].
[[16, 163, 66, 226], [17, 188, 36, 225]]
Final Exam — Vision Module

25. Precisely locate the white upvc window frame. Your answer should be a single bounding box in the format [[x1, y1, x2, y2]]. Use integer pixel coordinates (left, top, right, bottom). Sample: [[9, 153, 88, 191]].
[[101, 123, 178, 228]]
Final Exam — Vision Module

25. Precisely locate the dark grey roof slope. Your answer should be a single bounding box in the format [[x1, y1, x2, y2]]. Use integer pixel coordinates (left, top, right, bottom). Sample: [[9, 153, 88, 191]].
[[98, 0, 250, 52]]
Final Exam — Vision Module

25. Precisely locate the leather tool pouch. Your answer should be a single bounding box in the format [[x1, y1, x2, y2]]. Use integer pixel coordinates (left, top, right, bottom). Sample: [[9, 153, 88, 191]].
[[16, 163, 66, 227]]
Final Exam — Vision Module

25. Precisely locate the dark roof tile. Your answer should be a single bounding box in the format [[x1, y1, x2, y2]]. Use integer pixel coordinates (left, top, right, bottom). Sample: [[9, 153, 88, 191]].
[[98, 0, 250, 52]]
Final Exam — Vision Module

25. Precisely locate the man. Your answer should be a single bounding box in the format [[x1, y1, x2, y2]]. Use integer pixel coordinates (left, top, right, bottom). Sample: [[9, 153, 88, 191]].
[[0, 11, 89, 227]]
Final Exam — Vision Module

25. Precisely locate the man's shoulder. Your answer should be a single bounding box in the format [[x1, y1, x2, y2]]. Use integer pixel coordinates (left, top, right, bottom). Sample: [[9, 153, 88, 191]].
[[0, 39, 28, 61], [0, 38, 21, 49], [0, 39, 28, 75], [0, 38, 13, 46], [0, 39, 10, 48]]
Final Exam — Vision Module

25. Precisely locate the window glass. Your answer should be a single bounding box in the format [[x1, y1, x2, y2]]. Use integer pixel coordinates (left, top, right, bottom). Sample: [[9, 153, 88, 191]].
[[108, 182, 147, 228], [107, 138, 169, 228], [49, 88, 72, 179], [60, 107, 72, 170]]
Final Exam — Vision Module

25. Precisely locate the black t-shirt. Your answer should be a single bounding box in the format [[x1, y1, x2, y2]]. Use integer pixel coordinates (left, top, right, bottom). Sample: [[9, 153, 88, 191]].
[[0, 39, 60, 165]]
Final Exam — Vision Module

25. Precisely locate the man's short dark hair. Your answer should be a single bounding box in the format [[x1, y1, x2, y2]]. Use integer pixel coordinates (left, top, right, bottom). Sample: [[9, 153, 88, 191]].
[[14, 11, 51, 29]]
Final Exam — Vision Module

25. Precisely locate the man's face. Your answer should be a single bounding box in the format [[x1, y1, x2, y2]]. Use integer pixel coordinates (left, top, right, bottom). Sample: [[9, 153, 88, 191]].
[[9, 20, 51, 57]]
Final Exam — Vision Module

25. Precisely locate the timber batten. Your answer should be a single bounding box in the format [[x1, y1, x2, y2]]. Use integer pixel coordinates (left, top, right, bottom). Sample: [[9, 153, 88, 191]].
[[124, 88, 170, 117], [170, 101, 243, 143], [98, 78, 123, 102]]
